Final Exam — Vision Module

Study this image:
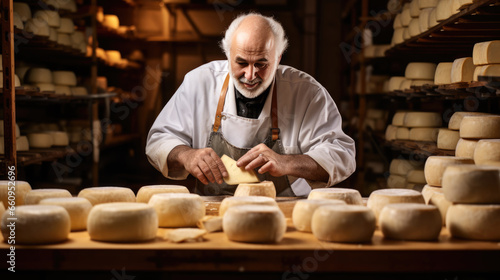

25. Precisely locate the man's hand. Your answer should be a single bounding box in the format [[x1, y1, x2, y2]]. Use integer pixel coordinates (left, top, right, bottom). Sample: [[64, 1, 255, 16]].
[[168, 145, 228, 185]]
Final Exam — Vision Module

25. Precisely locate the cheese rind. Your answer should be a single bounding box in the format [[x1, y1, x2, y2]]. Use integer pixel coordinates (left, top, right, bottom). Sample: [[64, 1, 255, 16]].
[[234, 181, 276, 198], [419, 0, 439, 9], [388, 76, 406, 92], [219, 196, 278, 217], [428, 191, 451, 226], [448, 112, 490, 130], [421, 184, 443, 204], [473, 139, 500, 165], [407, 169, 426, 184], [472, 40, 500, 66], [396, 127, 410, 140], [455, 138, 478, 159], [434, 62, 453, 85], [221, 154, 259, 185], [136, 185, 189, 203], [401, 4, 412, 27], [39, 197, 92, 231], [472, 64, 500, 81], [0, 180, 32, 206], [24, 188, 72, 205], [419, 8, 433, 32], [450, 57, 476, 83], [437, 128, 460, 150], [385, 124, 398, 141], [292, 199, 346, 232], [436, 0, 453, 21], [428, 7, 439, 28], [27, 133, 53, 148], [77, 186, 136, 205], [197, 216, 223, 233], [392, 111, 408, 126], [459, 115, 500, 139], [409, 127, 439, 142], [307, 188, 363, 205], [424, 156, 474, 186], [405, 62, 437, 80], [403, 112, 442, 128], [446, 204, 500, 241], [442, 164, 500, 203], [408, 18, 421, 37], [366, 188, 425, 223], [148, 193, 205, 227]]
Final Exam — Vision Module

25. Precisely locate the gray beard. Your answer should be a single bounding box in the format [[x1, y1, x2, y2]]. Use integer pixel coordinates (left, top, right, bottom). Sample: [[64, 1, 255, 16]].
[[230, 67, 277, 99]]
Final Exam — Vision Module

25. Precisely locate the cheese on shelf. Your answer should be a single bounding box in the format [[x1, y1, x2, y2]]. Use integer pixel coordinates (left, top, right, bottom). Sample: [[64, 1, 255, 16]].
[[403, 112, 442, 128], [437, 128, 460, 150], [13, 12, 24, 29], [58, 18, 75, 34], [450, 57, 475, 83], [390, 158, 424, 176], [77, 186, 136, 205], [54, 85, 71, 96], [448, 111, 490, 130], [401, 4, 412, 27], [57, 33, 71, 46], [24, 188, 72, 205], [428, 191, 451, 226], [388, 76, 406, 91], [136, 185, 189, 203], [385, 124, 398, 141], [403, 28, 410, 40], [399, 79, 413, 90], [473, 139, 500, 165], [396, 127, 410, 140], [26, 67, 52, 84], [459, 115, 500, 139], [46, 131, 69, 146], [428, 7, 439, 28], [52, 71, 77, 86], [392, 111, 408, 126], [421, 184, 443, 204], [13, 2, 31, 22], [24, 18, 50, 37], [472, 64, 500, 81], [33, 10, 60, 28], [393, 13, 403, 29], [292, 199, 346, 232], [219, 196, 278, 217], [472, 40, 500, 65], [447, 204, 500, 241], [408, 18, 421, 37], [405, 62, 437, 80], [410, 0, 421, 17], [307, 188, 363, 205], [424, 156, 474, 186], [455, 138, 478, 159], [234, 181, 276, 198], [392, 28, 405, 45], [39, 197, 92, 231], [0, 180, 32, 206], [407, 169, 427, 184], [148, 193, 205, 227], [419, 8, 433, 32], [366, 188, 425, 223], [436, 0, 453, 21], [434, 62, 453, 85], [220, 154, 260, 185], [419, 0, 439, 9], [409, 127, 439, 142], [442, 164, 500, 203]]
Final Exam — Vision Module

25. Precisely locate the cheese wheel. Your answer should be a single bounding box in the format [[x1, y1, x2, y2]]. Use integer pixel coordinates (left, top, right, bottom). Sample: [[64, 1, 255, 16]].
[[58, 33, 72, 46], [366, 188, 425, 223], [436, 0, 453, 21], [410, 0, 420, 18], [0, 180, 32, 206], [447, 204, 500, 241], [403, 112, 442, 128], [148, 193, 205, 227], [46, 131, 69, 146], [77, 186, 136, 205], [26, 67, 52, 84], [434, 62, 453, 85], [428, 7, 439, 28], [24, 188, 72, 205], [307, 188, 363, 205], [450, 57, 475, 83], [419, 0, 439, 9], [424, 156, 474, 186], [419, 8, 433, 32], [390, 158, 424, 176], [474, 139, 500, 165], [379, 203, 441, 240], [387, 174, 406, 189], [408, 18, 421, 37], [393, 13, 403, 29], [472, 40, 500, 66], [39, 197, 92, 231], [1, 205, 70, 244], [17, 136, 29, 151], [221, 154, 259, 185], [407, 169, 426, 184], [448, 112, 490, 130], [55, 85, 71, 96], [405, 62, 437, 80], [392, 28, 405, 45], [437, 128, 460, 150], [52, 71, 77, 86], [428, 191, 451, 226], [442, 164, 500, 203], [460, 115, 500, 139], [70, 86, 88, 96], [35, 83, 56, 92], [385, 124, 398, 141], [473, 64, 500, 81], [388, 76, 406, 92], [455, 138, 478, 158], [292, 199, 346, 232], [103, 15, 120, 30], [87, 202, 158, 242], [223, 204, 286, 243], [136, 185, 189, 203], [403, 28, 410, 40], [421, 184, 443, 204], [219, 196, 277, 217], [401, 4, 412, 27], [60, 0, 77, 13], [234, 181, 276, 198], [311, 204, 376, 243], [25, 17, 51, 37], [33, 10, 60, 28], [392, 111, 408, 126], [13, 2, 31, 22], [26, 132, 52, 148], [409, 127, 439, 142], [58, 18, 74, 34], [13, 11, 24, 29], [396, 127, 410, 140]]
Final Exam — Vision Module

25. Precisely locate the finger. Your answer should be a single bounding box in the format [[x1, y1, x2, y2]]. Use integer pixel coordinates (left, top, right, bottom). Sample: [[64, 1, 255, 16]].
[[237, 148, 262, 167], [245, 153, 268, 171], [199, 160, 216, 183], [192, 166, 209, 185], [258, 161, 274, 174], [206, 155, 225, 184], [211, 153, 228, 179]]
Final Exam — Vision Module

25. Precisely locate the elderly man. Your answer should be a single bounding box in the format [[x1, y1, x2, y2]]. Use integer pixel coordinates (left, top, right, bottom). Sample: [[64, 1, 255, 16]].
[[146, 12, 356, 197]]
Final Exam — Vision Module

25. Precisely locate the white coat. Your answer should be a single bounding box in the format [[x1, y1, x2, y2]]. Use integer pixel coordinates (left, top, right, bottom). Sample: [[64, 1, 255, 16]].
[[146, 60, 356, 196]]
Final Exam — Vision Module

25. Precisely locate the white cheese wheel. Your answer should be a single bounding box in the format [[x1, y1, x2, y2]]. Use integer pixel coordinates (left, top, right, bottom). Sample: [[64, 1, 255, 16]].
[[403, 111, 442, 128], [24, 188, 72, 205], [367, 188, 425, 223], [52, 71, 77, 86], [405, 62, 437, 80], [424, 156, 474, 186], [437, 128, 460, 150], [455, 138, 478, 158], [60, 0, 77, 12], [25, 18, 50, 37], [419, 0, 439, 9], [400, 79, 412, 90], [13, 2, 31, 22], [35, 83, 56, 92], [409, 127, 439, 142], [58, 18, 74, 34], [149, 193, 205, 227], [77, 186, 135, 205], [450, 57, 475, 83], [474, 139, 500, 165], [26, 67, 52, 84], [410, 0, 421, 17], [292, 199, 346, 232], [0, 180, 32, 206], [57, 32, 71, 46], [136, 185, 189, 203], [387, 174, 406, 189], [418, 8, 433, 32], [39, 197, 92, 231], [392, 111, 408, 126], [17, 136, 29, 151], [1, 205, 70, 244], [472, 40, 500, 66], [448, 111, 490, 130], [388, 76, 406, 91], [436, 0, 453, 21], [407, 169, 426, 184], [442, 164, 500, 203], [103, 15, 120, 30], [54, 85, 71, 96], [46, 131, 69, 146], [220, 154, 259, 185], [311, 204, 376, 243], [385, 124, 398, 141], [307, 188, 363, 205], [472, 64, 500, 81], [87, 202, 158, 242], [428, 191, 451, 226], [403, 28, 410, 40], [223, 204, 286, 243], [393, 13, 403, 29], [70, 86, 88, 96], [219, 196, 278, 217], [396, 127, 410, 140], [13, 12, 24, 29], [234, 181, 276, 198], [392, 28, 405, 45], [446, 204, 500, 241], [33, 10, 60, 28], [428, 7, 439, 28], [434, 62, 453, 85], [27, 133, 53, 148], [460, 115, 500, 139], [390, 158, 424, 176], [379, 203, 441, 240], [408, 18, 421, 37], [401, 4, 412, 27], [421, 184, 443, 204]]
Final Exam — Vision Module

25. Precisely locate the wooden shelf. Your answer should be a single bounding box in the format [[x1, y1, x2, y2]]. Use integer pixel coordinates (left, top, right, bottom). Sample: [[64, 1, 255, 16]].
[[384, 139, 455, 158], [0, 146, 78, 174]]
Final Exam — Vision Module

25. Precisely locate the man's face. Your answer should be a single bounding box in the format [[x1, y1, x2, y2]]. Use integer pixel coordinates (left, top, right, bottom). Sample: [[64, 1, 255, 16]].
[[229, 29, 279, 98]]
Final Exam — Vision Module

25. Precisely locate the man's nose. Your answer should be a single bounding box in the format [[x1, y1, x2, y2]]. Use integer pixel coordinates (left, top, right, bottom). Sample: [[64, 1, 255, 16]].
[[245, 65, 257, 81]]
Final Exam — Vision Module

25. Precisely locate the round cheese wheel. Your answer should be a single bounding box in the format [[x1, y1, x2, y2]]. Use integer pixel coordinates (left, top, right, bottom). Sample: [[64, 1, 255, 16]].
[[223, 204, 286, 243], [367, 188, 425, 223], [473, 64, 500, 81], [219, 196, 277, 217], [392, 28, 405, 45], [451, 57, 476, 83], [379, 203, 442, 241], [409, 0, 420, 17], [389, 158, 424, 176], [46, 131, 69, 146], [136, 185, 189, 203], [409, 127, 439, 142], [399, 79, 412, 90], [473, 139, 500, 165], [424, 156, 474, 186], [311, 204, 376, 243], [428, 7, 439, 28], [401, 4, 412, 27], [447, 204, 500, 241], [403, 112, 442, 128], [148, 193, 205, 227], [387, 174, 406, 189], [405, 62, 437, 80], [58, 18, 74, 34], [13, 12, 24, 29], [1, 205, 70, 244], [419, 8, 433, 32], [408, 18, 420, 37], [403, 28, 410, 40], [234, 181, 276, 198], [472, 40, 500, 66], [24, 188, 72, 205], [77, 186, 135, 205], [25, 18, 50, 37], [16, 136, 29, 152], [103, 15, 120, 30], [0, 180, 32, 206], [406, 169, 426, 184], [455, 138, 478, 158], [27, 133, 53, 148], [26, 67, 52, 84], [33, 10, 60, 28], [71, 86, 88, 96], [13, 2, 32, 22], [437, 128, 460, 150], [436, 0, 453, 21], [434, 62, 453, 85], [393, 13, 402, 29], [35, 83, 56, 92], [388, 76, 406, 92], [39, 197, 92, 231], [428, 191, 451, 226], [460, 115, 500, 139], [292, 199, 346, 232], [87, 202, 158, 242], [392, 111, 408, 126], [385, 124, 398, 141], [419, 0, 439, 9], [55, 85, 71, 96], [52, 71, 77, 86], [307, 188, 363, 205], [396, 127, 410, 140]]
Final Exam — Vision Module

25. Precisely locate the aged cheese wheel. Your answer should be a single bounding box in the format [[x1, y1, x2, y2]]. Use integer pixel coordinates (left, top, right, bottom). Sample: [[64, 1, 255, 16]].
[[52, 71, 77, 86], [70, 86, 88, 96], [442, 164, 500, 204], [149, 193, 205, 227], [60, 0, 77, 13], [392, 111, 408, 126], [13, 12, 24, 29], [379, 203, 442, 241], [39, 197, 92, 231], [403, 28, 411, 40], [472, 40, 500, 66], [410, 0, 420, 17], [367, 188, 425, 223], [392, 28, 405, 45], [136, 185, 189, 203], [473, 64, 500, 81], [0, 180, 32, 206], [387, 174, 406, 189], [436, 0, 453, 21], [388, 76, 406, 91], [407, 169, 426, 184], [16, 136, 29, 152], [25, 18, 50, 37], [428, 191, 451, 226], [419, 0, 439, 9], [221, 154, 259, 185], [57, 33, 71, 46], [451, 111, 489, 132], [13, 2, 31, 22], [385, 124, 398, 141], [389, 158, 424, 176], [446, 204, 500, 241], [421, 184, 443, 204], [26, 67, 52, 84], [77, 186, 136, 205], [424, 156, 474, 186], [419, 8, 433, 32], [409, 127, 439, 142], [450, 57, 475, 83], [396, 127, 410, 140], [459, 115, 500, 139], [405, 62, 437, 80], [393, 13, 402, 29], [58, 18, 74, 34], [55, 85, 71, 96], [223, 205, 286, 243], [428, 7, 439, 28], [219, 196, 278, 217], [311, 204, 376, 243], [292, 199, 346, 232], [474, 139, 500, 165], [24, 188, 72, 205], [103, 15, 120, 30], [33, 10, 60, 28], [408, 18, 420, 37], [45, 131, 69, 146], [234, 181, 276, 198], [307, 188, 363, 205], [455, 138, 478, 158], [403, 111, 442, 128], [1, 205, 70, 244], [87, 202, 158, 242], [437, 128, 460, 150], [434, 62, 453, 85]]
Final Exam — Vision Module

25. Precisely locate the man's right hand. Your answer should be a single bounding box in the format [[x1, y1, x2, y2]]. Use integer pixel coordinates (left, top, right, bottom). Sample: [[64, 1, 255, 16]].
[[168, 145, 228, 185]]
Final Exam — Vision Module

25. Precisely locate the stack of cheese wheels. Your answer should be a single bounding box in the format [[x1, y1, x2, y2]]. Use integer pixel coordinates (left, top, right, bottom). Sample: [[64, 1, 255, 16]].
[[219, 196, 278, 217], [234, 181, 276, 199], [366, 188, 425, 224], [402, 62, 436, 90], [364, 108, 388, 132], [450, 57, 476, 84], [391, 3, 409, 46], [53, 70, 77, 96], [456, 113, 500, 163], [0, 180, 32, 206], [385, 110, 411, 141], [424, 156, 474, 187], [223, 204, 286, 243], [387, 158, 425, 189], [27, 132, 53, 148], [39, 197, 92, 231], [77, 186, 136, 205], [1, 205, 70, 244], [24, 188, 72, 205], [33, 9, 60, 43], [87, 202, 158, 242], [472, 40, 500, 81], [148, 193, 205, 227], [404, 111, 442, 142], [307, 188, 363, 205], [363, 44, 391, 59], [292, 199, 346, 232], [25, 67, 56, 93], [45, 131, 69, 146], [136, 185, 189, 203], [447, 112, 489, 157]]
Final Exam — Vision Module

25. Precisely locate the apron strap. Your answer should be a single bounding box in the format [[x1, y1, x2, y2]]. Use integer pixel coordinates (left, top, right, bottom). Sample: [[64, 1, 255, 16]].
[[213, 74, 230, 132], [271, 81, 279, 141]]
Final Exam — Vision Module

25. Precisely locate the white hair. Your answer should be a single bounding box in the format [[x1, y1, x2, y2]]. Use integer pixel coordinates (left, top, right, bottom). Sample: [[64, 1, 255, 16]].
[[220, 13, 289, 58]]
